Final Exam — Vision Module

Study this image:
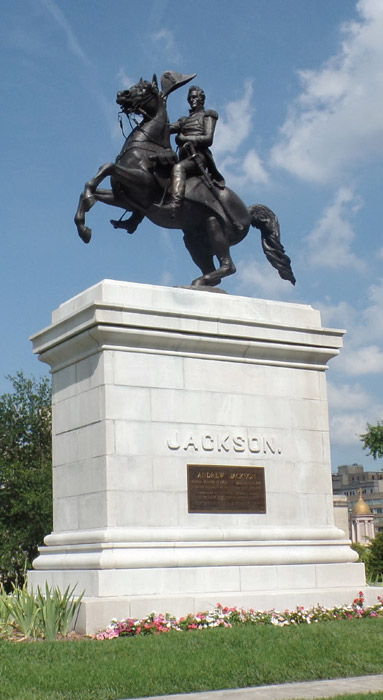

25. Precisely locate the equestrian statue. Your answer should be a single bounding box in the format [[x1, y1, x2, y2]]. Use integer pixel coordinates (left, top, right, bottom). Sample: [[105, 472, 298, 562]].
[[74, 71, 295, 288]]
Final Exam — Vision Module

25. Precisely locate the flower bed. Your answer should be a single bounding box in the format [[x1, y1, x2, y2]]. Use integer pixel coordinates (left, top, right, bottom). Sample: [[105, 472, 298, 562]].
[[95, 591, 383, 640]]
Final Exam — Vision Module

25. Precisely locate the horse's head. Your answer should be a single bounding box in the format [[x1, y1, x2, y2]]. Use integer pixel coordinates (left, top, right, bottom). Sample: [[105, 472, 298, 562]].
[[116, 75, 160, 117]]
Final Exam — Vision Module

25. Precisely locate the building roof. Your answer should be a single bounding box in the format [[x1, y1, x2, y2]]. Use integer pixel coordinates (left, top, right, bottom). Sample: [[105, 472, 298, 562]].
[[352, 490, 372, 516]]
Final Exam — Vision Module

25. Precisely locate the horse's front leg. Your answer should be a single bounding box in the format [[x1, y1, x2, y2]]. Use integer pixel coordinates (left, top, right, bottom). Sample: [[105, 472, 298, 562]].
[[74, 163, 115, 242], [83, 163, 115, 203]]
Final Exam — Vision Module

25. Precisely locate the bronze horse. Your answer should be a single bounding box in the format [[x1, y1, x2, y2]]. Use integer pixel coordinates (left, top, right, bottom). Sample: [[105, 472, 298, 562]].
[[74, 73, 295, 288]]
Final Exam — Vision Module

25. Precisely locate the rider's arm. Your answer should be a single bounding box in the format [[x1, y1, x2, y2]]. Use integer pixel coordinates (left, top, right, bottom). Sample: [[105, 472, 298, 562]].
[[178, 111, 218, 149], [169, 119, 183, 134]]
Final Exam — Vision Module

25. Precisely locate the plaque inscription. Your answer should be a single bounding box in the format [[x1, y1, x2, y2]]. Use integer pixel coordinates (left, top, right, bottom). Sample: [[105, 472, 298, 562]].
[[187, 465, 266, 514]]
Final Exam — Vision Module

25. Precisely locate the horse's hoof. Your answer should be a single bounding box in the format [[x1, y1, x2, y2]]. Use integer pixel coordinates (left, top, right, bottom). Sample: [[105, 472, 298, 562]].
[[78, 226, 92, 243], [191, 277, 218, 287]]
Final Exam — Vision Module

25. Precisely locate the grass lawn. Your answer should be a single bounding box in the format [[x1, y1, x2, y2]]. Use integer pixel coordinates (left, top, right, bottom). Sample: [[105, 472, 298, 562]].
[[1, 618, 383, 700]]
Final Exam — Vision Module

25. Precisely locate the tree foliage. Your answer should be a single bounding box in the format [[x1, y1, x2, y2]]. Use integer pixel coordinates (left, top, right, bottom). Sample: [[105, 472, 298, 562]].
[[369, 533, 383, 578], [360, 420, 383, 460], [0, 372, 52, 589], [351, 542, 372, 576]]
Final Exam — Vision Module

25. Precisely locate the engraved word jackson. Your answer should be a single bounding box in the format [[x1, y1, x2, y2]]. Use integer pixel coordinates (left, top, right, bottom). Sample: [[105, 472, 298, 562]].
[[166, 432, 282, 455]]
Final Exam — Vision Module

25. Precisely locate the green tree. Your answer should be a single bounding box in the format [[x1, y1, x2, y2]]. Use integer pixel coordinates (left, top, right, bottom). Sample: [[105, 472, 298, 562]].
[[368, 532, 383, 578], [0, 372, 52, 589], [351, 542, 372, 577], [360, 420, 383, 460]]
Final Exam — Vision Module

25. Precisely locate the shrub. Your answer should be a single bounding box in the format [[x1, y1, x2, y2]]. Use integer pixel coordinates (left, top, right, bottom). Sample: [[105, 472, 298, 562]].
[[0, 582, 83, 640]]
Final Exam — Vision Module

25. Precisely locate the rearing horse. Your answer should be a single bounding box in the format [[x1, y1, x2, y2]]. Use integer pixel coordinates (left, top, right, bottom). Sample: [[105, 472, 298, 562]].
[[74, 72, 295, 288]]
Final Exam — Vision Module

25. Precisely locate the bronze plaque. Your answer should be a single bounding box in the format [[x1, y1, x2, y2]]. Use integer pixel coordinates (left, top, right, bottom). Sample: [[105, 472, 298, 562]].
[[187, 465, 266, 514]]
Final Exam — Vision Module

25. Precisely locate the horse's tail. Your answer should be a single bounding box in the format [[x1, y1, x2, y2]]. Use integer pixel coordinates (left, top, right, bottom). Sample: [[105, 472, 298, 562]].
[[249, 204, 296, 285]]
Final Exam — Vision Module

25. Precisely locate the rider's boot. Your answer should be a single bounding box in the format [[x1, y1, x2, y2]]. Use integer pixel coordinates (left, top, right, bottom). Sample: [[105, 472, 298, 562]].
[[110, 210, 144, 234], [167, 166, 185, 219]]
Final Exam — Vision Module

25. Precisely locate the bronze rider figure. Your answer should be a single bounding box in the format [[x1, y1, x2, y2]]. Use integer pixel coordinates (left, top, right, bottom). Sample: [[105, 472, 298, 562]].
[[167, 85, 225, 216]]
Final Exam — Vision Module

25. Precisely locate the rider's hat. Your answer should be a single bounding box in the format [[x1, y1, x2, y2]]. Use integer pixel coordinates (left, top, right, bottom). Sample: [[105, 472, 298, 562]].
[[161, 71, 197, 98]]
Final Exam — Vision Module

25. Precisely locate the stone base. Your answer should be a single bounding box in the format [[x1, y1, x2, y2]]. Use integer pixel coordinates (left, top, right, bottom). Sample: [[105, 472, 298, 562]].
[[28, 561, 367, 634], [28, 281, 366, 635]]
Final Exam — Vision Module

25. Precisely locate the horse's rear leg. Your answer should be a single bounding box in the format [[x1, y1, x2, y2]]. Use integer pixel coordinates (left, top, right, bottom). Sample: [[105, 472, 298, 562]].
[[192, 217, 236, 287], [183, 230, 216, 280]]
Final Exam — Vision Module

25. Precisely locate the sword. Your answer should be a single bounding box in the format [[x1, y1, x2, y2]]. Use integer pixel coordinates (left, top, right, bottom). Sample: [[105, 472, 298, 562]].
[[183, 142, 244, 231]]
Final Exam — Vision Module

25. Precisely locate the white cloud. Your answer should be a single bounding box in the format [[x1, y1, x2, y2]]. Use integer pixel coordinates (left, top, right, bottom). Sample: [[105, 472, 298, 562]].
[[305, 187, 365, 271], [241, 150, 269, 185], [214, 81, 270, 187], [214, 80, 254, 156], [318, 299, 355, 330], [340, 345, 383, 375], [151, 28, 182, 64], [221, 149, 269, 188], [329, 411, 372, 447], [327, 379, 383, 448], [38, 0, 114, 131], [327, 381, 372, 410], [361, 280, 383, 342], [160, 270, 174, 286], [116, 68, 134, 90], [318, 279, 383, 377], [234, 259, 294, 300], [39, 0, 92, 67], [270, 0, 383, 183]]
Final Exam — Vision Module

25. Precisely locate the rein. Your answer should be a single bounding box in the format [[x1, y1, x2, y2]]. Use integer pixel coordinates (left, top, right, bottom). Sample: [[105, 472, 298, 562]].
[[116, 142, 162, 162], [117, 101, 170, 158]]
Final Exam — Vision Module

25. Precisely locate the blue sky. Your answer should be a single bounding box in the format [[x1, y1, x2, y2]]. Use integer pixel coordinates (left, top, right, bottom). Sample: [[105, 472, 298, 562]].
[[1, 0, 382, 471]]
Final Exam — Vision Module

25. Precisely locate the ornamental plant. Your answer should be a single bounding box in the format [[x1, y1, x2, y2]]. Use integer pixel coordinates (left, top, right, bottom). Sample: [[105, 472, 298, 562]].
[[94, 590, 383, 640], [0, 582, 83, 641]]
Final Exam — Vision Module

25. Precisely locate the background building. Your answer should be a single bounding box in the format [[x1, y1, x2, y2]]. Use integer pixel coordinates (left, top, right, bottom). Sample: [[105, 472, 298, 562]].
[[332, 464, 383, 537], [350, 491, 375, 544]]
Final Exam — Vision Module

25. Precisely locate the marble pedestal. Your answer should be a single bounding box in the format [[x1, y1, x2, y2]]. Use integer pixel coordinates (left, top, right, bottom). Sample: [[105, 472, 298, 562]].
[[28, 280, 365, 634]]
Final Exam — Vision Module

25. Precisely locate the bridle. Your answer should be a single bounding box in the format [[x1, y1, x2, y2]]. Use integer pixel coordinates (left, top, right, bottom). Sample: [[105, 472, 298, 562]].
[[118, 84, 157, 118], [117, 85, 168, 152]]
